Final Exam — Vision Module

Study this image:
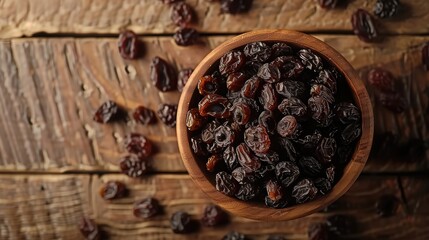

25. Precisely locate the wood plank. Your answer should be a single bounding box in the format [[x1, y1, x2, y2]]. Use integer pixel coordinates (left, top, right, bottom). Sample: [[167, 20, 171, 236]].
[[0, 0, 429, 38], [90, 174, 429, 239], [0, 35, 428, 173], [0, 174, 91, 239]]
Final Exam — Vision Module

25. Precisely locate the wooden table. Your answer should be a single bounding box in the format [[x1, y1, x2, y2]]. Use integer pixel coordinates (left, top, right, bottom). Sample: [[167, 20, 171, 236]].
[[0, 0, 428, 239]]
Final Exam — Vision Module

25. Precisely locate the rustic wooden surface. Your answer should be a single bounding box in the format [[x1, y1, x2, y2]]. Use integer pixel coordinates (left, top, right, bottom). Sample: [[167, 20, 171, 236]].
[[1, 0, 428, 239]]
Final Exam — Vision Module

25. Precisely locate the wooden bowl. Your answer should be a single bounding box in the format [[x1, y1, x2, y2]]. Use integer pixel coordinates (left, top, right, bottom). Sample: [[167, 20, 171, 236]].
[[177, 29, 374, 221]]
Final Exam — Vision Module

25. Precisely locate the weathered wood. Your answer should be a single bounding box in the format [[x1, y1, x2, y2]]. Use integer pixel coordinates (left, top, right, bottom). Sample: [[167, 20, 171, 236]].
[[0, 0, 429, 38], [0, 35, 427, 173], [0, 174, 91, 239], [91, 174, 429, 239]]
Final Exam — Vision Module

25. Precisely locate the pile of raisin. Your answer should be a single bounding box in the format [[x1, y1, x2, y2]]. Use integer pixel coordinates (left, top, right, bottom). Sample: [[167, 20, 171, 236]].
[[186, 41, 362, 208]]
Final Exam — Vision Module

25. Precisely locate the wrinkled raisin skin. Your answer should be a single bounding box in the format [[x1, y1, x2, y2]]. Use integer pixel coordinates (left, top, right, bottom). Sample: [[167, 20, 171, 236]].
[[367, 68, 397, 93], [216, 171, 239, 196], [133, 198, 161, 219], [374, 0, 400, 19], [124, 133, 153, 158], [170, 211, 195, 234], [119, 155, 148, 178], [219, 50, 246, 75], [171, 2, 194, 27], [177, 68, 193, 92], [99, 181, 127, 200], [133, 106, 156, 124], [150, 57, 177, 91], [79, 217, 100, 240], [158, 104, 178, 127], [221, 0, 253, 14], [351, 9, 378, 42], [201, 204, 228, 226], [93, 100, 127, 123], [186, 108, 206, 131], [174, 27, 199, 46], [118, 30, 142, 59]]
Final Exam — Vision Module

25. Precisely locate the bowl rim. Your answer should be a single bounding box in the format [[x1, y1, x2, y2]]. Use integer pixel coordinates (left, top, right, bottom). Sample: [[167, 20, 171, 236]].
[[177, 29, 374, 221]]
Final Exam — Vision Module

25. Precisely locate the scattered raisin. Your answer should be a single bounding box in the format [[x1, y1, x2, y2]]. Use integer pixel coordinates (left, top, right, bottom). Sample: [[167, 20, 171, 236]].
[[308, 222, 330, 240], [170, 211, 195, 233], [171, 2, 194, 27], [292, 179, 318, 203], [186, 108, 206, 131], [367, 67, 397, 93], [221, 0, 253, 14], [118, 30, 142, 59], [133, 106, 156, 124], [376, 194, 399, 217], [374, 0, 400, 18], [201, 204, 228, 226], [158, 104, 178, 127], [379, 92, 407, 113], [177, 68, 193, 92], [119, 155, 148, 178], [174, 27, 199, 46], [99, 181, 127, 200], [124, 133, 153, 158], [133, 198, 161, 219], [79, 217, 99, 240], [150, 57, 177, 92], [216, 171, 239, 196], [93, 100, 126, 123], [222, 231, 247, 240], [351, 9, 378, 42]]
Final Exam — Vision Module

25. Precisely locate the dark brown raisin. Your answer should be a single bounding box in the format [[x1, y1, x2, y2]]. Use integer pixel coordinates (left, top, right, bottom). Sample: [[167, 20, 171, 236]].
[[232, 102, 252, 125], [133, 198, 161, 219], [171, 2, 194, 26], [241, 76, 261, 98], [379, 92, 407, 113], [201, 121, 220, 143], [222, 231, 247, 240], [298, 49, 323, 72], [308, 95, 332, 126], [310, 84, 335, 104], [298, 156, 322, 177], [221, 0, 253, 14], [257, 151, 280, 165], [266, 180, 284, 202], [133, 106, 156, 125], [275, 80, 306, 99], [318, 0, 338, 9], [297, 131, 322, 152], [275, 161, 300, 188], [326, 166, 335, 183], [367, 67, 397, 93], [277, 115, 300, 138], [170, 211, 195, 234], [177, 68, 193, 92], [265, 195, 288, 208], [99, 181, 127, 200], [258, 110, 276, 134], [271, 56, 304, 79], [198, 94, 230, 118], [79, 217, 99, 240], [158, 104, 178, 127], [118, 30, 142, 59], [278, 97, 307, 118], [119, 155, 148, 177], [308, 222, 330, 240], [257, 63, 281, 83], [292, 179, 318, 203], [216, 171, 239, 196], [236, 143, 262, 171], [219, 50, 246, 75], [271, 42, 293, 57], [93, 100, 127, 123], [278, 137, 298, 162], [326, 214, 357, 236], [259, 83, 278, 111], [198, 75, 221, 95], [243, 42, 272, 63], [244, 125, 271, 154], [316, 137, 337, 164], [423, 43, 429, 71], [223, 146, 239, 170], [201, 204, 228, 227], [215, 125, 236, 147], [206, 154, 223, 172], [351, 9, 378, 42], [190, 136, 208, 156], [232, 167, 258, 184], [236, 183, 259, 201], [174, 27, 199, 46], [374, 0, 400, 18], [150, 57, 177, 91], [227, 72, 247, 91], [314, 178, 332, 195], [124, 133, 153, 158], [340, 123, 361, 145], [376, 194, 399, 217], [335, 102, 360, 124], [186, 108, 206, 131], [315, 69, 337, 93]]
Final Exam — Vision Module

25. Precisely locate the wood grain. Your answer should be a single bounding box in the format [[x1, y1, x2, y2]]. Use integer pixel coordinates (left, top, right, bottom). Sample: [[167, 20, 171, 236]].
[[0, 35, 427, 173], [0, 0, 429, 38], [0, 174, 91, 239]]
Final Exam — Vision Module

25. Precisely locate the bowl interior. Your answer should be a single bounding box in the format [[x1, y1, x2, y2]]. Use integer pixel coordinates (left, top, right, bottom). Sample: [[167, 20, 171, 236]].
[[177, 29, 374, 221]]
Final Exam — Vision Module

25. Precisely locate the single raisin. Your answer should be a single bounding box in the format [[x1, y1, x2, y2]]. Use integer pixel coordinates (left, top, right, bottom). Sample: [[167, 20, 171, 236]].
[[93, 100, 127, 123], [174, 27, 199, 46], [278, 137, 299, 162], [198, 94, 230, 118], [318, 0, 338, 9], [216, 171, 239, 196], [264, 196, 288, 209], [336, 145, 354, 166], [379, 92, 407, 113], [244, 125, 271, 154], [133, 106, 156, 124], [170, 211, 195, 233], [221, 0, 253, 14], [310, 84, 335, 104], [190, 136, 208, 156], [326, 214, 357, 236], [206, 154, 223, 172], [79, 217, 99, 240], [236, 143, 262, 171], [351, 9, 378, 42], [241, 76, 261, 98], [266, 180, 284, 202], [171, 2, 194, 26], [236, 183, 259, 201], [367, 67, 397, 93], [257, 63, 281, 83], [158, 104, 178, 127], [219, 50, 246, 75], [207, 141, 223, 154], [374, 0, 400, 19], [186, 108, 206, 131], [232, 167, 259, 184], [99, 181, 127, 200], [275, 161, 300, 188], [275, 80, 306, 99], [314, 178, 332, 195], [201, 204, 228, 227], [177, 68, 193, 92], [308, 222, 330, 240], [133, 198, 161, 219], [277, 115, 300, 138], [376, 194, 399, 217], [227, 72, 247, 91], [335, 102, 360, 124], [278, 97, 307, 118], [222, 231, 247, 240], [119, 155, 148, 177], [271, 56, 304, 79], [298, 156, 322, 177], [232, 102, 252, 125], [258, 110, 276, 134], [340, 123, 361, 145], [423, 43, 429, 71], [259, 83, 278, 111], [255, 163, 276, 179], [215, 125, 236, 147], [257, 151, 280, 165], [315, 69, 337, 93], [298, 49, 323, 72], [271, 42, 293, 57], [297, 131, 323, 152], [124, 133, 153, 158], [243, 42, 272, 63], [223, 146, 239, 170], [201, 120, 220, 143], [308, 95, 332, 126], [292, 179, 318, 203], [316, 137, 337, 164], [150, 57, 177, 91], [118, 30, 142, 59], [198, 75, 221, 95]]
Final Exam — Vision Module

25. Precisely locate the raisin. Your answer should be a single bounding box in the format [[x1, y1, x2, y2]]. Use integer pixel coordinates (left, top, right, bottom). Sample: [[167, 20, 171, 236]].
[[315, 69, 337, 93], [275, 80, 306, 99], [336, 145, 353, 166], [278, 97, 307, 118], [271, 56, 304, 79], [310, 84, 335, 104], [190, 136, 208, 156], [222, 231, 247, 240], [376, 194, 399, 217], [119, 155, 148, 177], [198, 94, 230, 118], [318, 0, 338, 9], [198, 75, 221, 95], [186, 108, 206, 131], [271, 42, 293, 57], [93, 100, 127, 123], [326, 214, 357, 236], [244, 125, 271, 154], [423, 43, 429, 71], [297, 131, 323, 152], [207, 141, 223, 154], [298, 156, 322, 177], [236, 183, 260, 201], [259, 83, 278, 111], [243, 41, 272, 63], [99, 181, 127, 200], [374, 0, 400, 18], [216, 171, 239, 196], [326, 166, 335, 183], [275, 161, 300, 188], [298, 49, 323, 72], [308, 222, 330, 240], [236, 143, 261, 171], [340, 123, 361, 145], [174, 27, 199, 46], [219, 50, 246, 75], [201, 121, 220, 143], [351, 9, 378, 42], [379, 92, 407, 113], [227, 72, 247, 91], [171, 2, 194, 26], [215, 125, 236, 147], [264, 196, 288, 209], [232, 102, 252, 125], [133, 106, 156, 124], [255, 163, 276, 179], [206, 154, 223, 172], [257, 63, 281, 83], [118, 30, 142, 59], [258, 110, 276, 134], [177, 68, 193, 92], [335, 102, 360, 124], [221, 0, 253, 14], [266, 180, 284, 202], [278, 137, 298, 162], [124, 133, 153, 158], [232, 167, 259, 184], [170, 211, 195, 233], [158, 104, 178, 127], [292, 179, 318, 203], [241, 76, 261, 98], [316, 137, 337, 164], [367, 67, 397, 93], [277, 115, 300, 138], [133, 198, 161, 219], [223, 146, 239, 170], [308, 95, 332, 126], [314, 178, 332, 195], [201, 204, 228, 227], [150, 57, 177, 91], [258, 151, 280, 164], [79, 217, 99, 240]]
